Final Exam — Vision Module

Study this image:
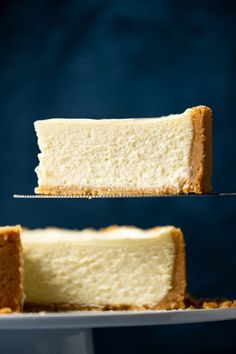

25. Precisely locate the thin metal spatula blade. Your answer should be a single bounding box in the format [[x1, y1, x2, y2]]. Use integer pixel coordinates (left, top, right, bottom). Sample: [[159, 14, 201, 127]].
[[13, 193, 236, 199]]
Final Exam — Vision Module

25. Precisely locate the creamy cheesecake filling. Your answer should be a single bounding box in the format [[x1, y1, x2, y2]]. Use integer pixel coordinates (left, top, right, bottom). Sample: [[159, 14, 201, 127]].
[[34, 110, 193, 191], [21, 227, 176, 307]]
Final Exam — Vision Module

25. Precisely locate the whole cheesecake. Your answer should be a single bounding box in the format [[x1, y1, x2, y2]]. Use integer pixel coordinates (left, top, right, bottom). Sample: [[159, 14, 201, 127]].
[[21, 226, 186, 311], [0, 226, 23, 312], [34, 105, 212, 196]]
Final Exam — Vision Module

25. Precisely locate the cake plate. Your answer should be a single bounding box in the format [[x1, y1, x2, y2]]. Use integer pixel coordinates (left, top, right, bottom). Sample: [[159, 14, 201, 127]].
[[0, 308, 236, 354]]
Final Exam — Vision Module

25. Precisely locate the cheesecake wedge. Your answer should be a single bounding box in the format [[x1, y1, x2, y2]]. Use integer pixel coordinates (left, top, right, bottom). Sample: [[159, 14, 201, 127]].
[[34, 105, 212, 196], [22, 226, 186, 311]]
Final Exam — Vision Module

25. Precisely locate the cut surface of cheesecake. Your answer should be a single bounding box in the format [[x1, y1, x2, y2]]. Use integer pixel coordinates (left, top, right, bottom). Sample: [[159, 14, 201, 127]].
[[0, 226, 23, 312], [34, 105, 212, 196], [21, 226, 185, 311]]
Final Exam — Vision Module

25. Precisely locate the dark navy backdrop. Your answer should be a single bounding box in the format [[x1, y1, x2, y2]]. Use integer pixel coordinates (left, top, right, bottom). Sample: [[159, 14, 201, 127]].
[[0, 1, 236, 353]]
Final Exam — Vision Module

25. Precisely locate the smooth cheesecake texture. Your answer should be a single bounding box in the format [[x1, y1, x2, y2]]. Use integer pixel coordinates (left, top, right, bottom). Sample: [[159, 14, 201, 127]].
[[21, 226, 186, 310], [34, 105, 212, 196], [0, 226, 24, 312]]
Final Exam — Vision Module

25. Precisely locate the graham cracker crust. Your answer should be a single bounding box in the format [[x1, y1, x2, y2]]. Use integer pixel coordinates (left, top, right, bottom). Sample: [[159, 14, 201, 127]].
[[35, 105, 212, 196], [0, 308, 13, 314], [186, 105, 212, 194], [156, 228, 186, 310], [183, 295, 236, 310], [23, 298, 236, 313], [0, 226, 23, 312]]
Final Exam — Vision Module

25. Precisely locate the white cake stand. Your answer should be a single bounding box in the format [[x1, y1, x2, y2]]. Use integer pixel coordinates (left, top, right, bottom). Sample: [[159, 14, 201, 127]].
[[0, 309, 235, 354]]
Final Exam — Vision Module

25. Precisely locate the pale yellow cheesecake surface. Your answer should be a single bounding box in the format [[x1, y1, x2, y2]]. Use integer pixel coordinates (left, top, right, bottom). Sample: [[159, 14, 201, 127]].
[[21, 226, 186, 310], [34, 105, 212, 196]]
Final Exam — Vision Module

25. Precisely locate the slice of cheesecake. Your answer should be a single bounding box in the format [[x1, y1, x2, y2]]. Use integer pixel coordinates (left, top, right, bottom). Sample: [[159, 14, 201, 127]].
[[34, 105, 212, 196], [0, 226, 24, 312], [21, 226, 185, 311]]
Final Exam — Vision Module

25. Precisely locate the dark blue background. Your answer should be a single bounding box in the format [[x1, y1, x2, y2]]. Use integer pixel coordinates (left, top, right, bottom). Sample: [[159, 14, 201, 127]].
[[0, 0, 236, 353]]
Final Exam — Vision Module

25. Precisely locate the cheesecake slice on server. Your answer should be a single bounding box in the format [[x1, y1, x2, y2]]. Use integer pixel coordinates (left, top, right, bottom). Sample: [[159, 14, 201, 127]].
[[21, 226, 186, 311], [34, 105, 212, 196]]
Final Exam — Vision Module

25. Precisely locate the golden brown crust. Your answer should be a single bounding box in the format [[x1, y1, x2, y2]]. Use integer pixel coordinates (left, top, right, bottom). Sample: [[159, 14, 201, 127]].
[[201, 300, 236, 309], [183, 295, 236, 309], [24, 298, 236, 313], [22, 300, 236, 312], [35, 105, 212, 196], [34, 183, 204, 196], [24, 303, 183, 312], [156, 228, 186, 309], [0, 308, 13, 314], [35, 185, 188, 196], [184, 105, 212, 194], [0, 226, 23, 312]]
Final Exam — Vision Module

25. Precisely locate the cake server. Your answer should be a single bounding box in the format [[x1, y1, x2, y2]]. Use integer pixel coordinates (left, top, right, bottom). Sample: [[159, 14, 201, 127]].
[[13, 193, 236, 199]]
